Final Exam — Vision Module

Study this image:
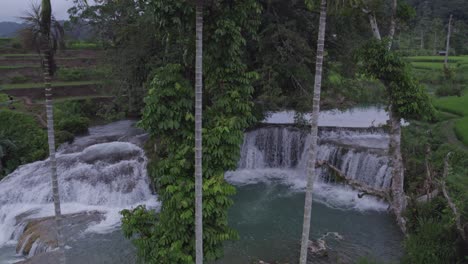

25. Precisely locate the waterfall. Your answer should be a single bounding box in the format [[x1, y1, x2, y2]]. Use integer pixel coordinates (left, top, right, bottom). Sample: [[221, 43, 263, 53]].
[[0, 121, 158, 248], [236, 126, 391, 190], [226, 125, 391, 211]]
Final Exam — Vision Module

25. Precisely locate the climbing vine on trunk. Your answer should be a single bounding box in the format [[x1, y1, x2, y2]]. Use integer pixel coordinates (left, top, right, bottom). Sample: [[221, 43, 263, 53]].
[[121, 1, 261, 263]]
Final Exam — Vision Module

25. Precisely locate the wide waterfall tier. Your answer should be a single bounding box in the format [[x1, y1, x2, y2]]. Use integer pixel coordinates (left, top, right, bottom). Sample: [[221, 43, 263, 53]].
[[237, 125, 392, 190], [0, 121, 158, 247]]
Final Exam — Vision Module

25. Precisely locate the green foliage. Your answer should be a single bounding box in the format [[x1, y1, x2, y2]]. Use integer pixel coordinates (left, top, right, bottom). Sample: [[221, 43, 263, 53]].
[[357, 40, 435, 121], [67, 41, 99, 50], [0, 110, 47, 177], [0, 93, 8, 103], [56, 67, 107, 81], [56, 116, 89, 135], [55, 130, 74, 144], [121, 205, 159, 259], [454, 117, 468, 145], [434, 92, 468, 116], [9, 75, 29, 84], [120, 1, 260, 263], [57, 68, 87, 81], [402, 116, 468, 262], [403, 217, 457, 264], [435, 83, 463, 97], [54, 100, 98, 135]]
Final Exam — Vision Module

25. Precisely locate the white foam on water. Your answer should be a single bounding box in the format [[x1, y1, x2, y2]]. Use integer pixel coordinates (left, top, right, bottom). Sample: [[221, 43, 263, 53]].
[[0, 123, 159, 247], [228, 120, 393, 212], [225, 169, 388, 212]]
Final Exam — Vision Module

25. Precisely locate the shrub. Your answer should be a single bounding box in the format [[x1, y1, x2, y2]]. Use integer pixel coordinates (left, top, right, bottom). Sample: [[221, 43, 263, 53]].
[[0, 110, 47, 177], [435, 83, 463, 97], [57, 68, 90, 81], [0, 93, 8, 103], [55, 130, 75, 145], [67, 41, 100, 50], [57, 116, 90, 135], [57, 67, 107, 81], [403, 218, 457, 264]]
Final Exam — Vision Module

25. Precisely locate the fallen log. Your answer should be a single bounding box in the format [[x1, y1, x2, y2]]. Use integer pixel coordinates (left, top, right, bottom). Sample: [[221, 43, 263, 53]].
[[317, 160, 390, 201]]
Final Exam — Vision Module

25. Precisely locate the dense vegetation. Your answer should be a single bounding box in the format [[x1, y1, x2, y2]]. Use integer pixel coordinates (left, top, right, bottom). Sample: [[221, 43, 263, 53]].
[[0, 0, 467, 262], [66, 0, 468, 262], [0, 110, 47, 176], [120, 1, 261, 262]]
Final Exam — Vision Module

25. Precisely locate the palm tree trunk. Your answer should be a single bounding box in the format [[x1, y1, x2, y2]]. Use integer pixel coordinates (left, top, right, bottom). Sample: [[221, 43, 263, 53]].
[[444, 14, 453, 68], [388, 0, 397, 49], [194, 1, 204, 263], [299, 0, 327, 262], [41, 37, 65, 264]]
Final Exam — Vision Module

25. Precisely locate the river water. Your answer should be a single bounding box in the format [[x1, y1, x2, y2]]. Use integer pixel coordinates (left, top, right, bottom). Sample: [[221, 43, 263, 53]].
[[0, 107, 403, 264]]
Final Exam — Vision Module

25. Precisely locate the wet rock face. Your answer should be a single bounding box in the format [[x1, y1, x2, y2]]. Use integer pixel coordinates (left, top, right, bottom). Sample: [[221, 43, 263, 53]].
[[16, 211, 105, 257], [14, 250, 62, 264], [308, 239, 327, 257]]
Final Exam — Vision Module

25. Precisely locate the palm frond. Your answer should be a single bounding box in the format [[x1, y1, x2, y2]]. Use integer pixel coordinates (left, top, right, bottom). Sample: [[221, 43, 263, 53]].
[[19, 2, 65, 76]]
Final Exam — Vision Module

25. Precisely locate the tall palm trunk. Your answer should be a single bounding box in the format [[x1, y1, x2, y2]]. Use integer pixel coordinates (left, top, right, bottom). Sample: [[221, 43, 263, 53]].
[[299, 0, 327, 262], [388, 0, 397, 49], [444, 14, 453, 68], [194, 1, 204, 263], [41, 37, 65, 263]]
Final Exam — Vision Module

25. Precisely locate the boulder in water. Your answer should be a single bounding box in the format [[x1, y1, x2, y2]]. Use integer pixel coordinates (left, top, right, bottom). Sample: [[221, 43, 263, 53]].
[[14, 250, 62, 264], [16, 211, 105, 257], [307, 239, 327, 257]]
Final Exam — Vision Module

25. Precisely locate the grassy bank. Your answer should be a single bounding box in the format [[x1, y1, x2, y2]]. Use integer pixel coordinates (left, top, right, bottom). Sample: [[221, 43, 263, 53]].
[[433, 92, 468, 145]]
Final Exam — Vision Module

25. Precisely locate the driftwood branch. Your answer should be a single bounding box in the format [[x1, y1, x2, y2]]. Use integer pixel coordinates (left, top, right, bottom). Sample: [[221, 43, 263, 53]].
[[316, 160, 390, 201], [438, 153, 466, 241]]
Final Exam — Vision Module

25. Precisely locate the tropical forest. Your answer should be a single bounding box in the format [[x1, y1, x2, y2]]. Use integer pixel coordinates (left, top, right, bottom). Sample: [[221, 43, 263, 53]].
[[0, 0, 467, 263]]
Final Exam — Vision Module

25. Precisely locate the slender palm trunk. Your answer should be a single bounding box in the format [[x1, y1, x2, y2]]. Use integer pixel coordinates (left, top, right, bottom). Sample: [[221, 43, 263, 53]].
[[444, 14, 453, 68], [41, 37, 65, 263], [194, 1, 204, 263], [299, 0, 327, 262], [387, 0, 397, 50]]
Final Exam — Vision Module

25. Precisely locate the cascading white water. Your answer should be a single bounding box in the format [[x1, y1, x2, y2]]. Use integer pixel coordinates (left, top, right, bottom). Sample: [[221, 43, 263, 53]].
[[226, 125, 391, 211], [0, 121, 159, 249], [236, 126, 392, 189]]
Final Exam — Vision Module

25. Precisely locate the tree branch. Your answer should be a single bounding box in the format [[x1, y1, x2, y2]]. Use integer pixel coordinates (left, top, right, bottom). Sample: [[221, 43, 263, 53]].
[[438, 153, 466, 241], [317, 160, 390, 200]]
